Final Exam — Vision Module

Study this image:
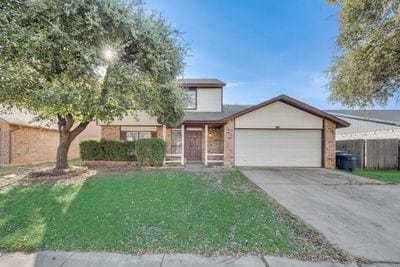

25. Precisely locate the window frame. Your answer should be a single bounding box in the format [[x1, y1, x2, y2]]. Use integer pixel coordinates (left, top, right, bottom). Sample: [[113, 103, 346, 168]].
[[171, 129, 182, 154], [121, 131, 155, 141], [186, 88, 197, 110]]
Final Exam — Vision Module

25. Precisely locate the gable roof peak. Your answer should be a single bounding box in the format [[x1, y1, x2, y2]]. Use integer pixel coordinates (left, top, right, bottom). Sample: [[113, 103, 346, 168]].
[[225, 94, 350, 128]]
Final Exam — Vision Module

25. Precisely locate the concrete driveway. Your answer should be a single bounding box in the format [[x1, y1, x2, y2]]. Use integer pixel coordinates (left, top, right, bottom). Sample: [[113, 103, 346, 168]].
[[240, 167, 400, 263]]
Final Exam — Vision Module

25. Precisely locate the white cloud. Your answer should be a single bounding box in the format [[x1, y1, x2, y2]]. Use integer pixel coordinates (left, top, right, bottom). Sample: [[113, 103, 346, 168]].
[[225, 81, 246, 89]]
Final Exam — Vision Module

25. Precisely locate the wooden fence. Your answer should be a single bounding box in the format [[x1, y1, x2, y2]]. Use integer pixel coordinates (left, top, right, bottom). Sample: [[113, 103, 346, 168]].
[[336, 139, 399, 170]]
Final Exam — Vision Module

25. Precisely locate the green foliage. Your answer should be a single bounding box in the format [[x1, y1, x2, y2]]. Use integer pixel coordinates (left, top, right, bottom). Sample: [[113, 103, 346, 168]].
[[0, 0, 186, 123], [0, 171, 310, 255], [135, 139, 166, 167], [355, 169, 400, 183], [80, 140, 135, 161], [327, 0, 400, 108], [0, 0, 187, 169]]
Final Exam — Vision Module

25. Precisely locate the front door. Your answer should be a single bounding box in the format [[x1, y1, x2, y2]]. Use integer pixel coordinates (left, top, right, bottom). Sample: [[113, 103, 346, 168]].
[[185, 131, 202, 162]]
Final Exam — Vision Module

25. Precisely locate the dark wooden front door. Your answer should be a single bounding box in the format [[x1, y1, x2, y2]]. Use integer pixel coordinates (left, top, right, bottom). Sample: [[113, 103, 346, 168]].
[[185, 131, 202, 162]]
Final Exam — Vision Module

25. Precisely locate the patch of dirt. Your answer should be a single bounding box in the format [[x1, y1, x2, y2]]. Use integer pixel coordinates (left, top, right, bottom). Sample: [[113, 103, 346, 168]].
[[21, 166, 96, 185], [0, 166, 96, 191]]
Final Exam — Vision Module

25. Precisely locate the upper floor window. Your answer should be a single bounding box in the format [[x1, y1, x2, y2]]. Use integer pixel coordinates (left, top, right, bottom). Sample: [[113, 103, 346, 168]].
[[186, 88, 197, 110]]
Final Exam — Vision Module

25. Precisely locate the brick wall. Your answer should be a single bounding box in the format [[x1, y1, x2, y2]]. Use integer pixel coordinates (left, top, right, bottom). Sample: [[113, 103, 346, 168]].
[[101, 126, 121, 141], [223, 119, 235, 166], [0, 119, 11, 164], [2, 125, 80, 165], [323, 119, 336, 169]]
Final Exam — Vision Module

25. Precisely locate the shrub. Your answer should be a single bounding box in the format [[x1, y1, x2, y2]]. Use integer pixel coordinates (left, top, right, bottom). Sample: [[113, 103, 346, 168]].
[[80, 140, 104, 161], [80, 139, 136, 161], [135, 138, 166, 167]]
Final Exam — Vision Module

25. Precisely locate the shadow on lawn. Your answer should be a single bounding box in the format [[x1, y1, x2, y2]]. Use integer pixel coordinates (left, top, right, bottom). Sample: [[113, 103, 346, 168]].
[[0, 181, 86, 251], [0, 172, 206, 252], [0, 176, 148, 252], [0, 171, 291, 254], [0, 170, 350, 262]]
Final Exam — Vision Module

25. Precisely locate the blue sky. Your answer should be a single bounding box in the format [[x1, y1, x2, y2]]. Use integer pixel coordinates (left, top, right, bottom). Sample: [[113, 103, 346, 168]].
[[144, 0, 394, 109]]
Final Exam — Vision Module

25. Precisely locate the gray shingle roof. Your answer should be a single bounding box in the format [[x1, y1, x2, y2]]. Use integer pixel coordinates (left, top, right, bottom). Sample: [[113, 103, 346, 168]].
[[326, 110, 400, 125], [0, 108, 58, 129], [183, 105, 253, 122], [178, 78, 226, 87]]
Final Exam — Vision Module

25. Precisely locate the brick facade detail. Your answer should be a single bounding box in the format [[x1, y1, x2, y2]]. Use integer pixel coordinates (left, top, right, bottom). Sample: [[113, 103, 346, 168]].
[[101, 126, 121, 141], [323, 119, 336, 169], [223, 119, 235, 166], [0, 122, 80, 165]]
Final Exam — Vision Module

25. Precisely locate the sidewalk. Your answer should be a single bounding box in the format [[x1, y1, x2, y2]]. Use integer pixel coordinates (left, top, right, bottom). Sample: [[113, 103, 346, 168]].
[[1, 251, 398, 267]]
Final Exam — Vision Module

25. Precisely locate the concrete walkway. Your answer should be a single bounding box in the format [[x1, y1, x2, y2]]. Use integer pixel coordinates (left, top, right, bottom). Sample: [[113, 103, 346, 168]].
[[2, 251, 397, 267], [240, 167, 400, 263]]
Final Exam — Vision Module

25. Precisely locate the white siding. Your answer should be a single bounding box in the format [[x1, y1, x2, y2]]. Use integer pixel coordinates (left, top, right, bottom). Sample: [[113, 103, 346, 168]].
[[336, 117, 400, 134], [235, 129, 322, 167], [336, 117, 400, 140], [98, 111, 160, 126], [191, 88, 222, 112], [235, 101, 323, 129]]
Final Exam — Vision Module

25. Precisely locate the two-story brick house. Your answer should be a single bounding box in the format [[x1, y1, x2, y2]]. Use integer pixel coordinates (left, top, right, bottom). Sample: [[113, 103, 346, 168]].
[[99, 79, 349, 168]]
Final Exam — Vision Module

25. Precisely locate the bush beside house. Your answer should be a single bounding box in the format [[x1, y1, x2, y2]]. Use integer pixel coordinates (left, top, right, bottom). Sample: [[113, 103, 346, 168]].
[[80, 139, 166, 166], [80, 139, 136, 161], [135, 139, 167, 167]]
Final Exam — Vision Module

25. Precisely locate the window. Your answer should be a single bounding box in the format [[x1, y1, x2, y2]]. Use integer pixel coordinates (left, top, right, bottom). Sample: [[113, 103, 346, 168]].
[[171, 129, 182, 154], [123, 131, 153, 141], [186, 88, 197, 110]]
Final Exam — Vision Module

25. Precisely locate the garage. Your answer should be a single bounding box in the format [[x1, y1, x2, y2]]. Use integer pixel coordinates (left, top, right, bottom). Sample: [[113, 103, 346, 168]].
[[235, 129, 322, 167], [230, 97, 334, 167]]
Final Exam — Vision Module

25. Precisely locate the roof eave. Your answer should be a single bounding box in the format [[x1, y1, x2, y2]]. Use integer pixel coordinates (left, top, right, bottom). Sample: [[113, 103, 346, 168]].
[[222, 94, 350, 128], [181, 83, 226, 88]]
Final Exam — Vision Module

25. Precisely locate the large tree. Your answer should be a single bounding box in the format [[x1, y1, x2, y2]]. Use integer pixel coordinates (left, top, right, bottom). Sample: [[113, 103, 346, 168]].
[[327, 0, 400, 108], [0, 0, 186, 171]]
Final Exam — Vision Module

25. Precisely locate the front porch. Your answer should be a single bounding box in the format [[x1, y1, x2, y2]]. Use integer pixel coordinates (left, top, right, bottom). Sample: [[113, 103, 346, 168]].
[[161, 123, 229, 166]]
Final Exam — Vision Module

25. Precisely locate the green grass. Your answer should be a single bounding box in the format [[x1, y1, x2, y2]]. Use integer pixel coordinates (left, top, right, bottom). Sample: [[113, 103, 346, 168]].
[[354, 169, 400, 183], [0, 170, 311, 255]]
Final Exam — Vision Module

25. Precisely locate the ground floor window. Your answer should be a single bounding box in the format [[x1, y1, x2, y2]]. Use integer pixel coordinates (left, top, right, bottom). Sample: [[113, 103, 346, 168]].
[[171, 129, 182, 154], [121, 131, 155, 141]]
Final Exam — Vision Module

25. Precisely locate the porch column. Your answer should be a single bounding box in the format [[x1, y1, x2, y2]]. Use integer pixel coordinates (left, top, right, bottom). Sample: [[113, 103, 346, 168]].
[[205, 124, 208, 166], [162, 124, 166, 141], [181, 124, 185, 165]]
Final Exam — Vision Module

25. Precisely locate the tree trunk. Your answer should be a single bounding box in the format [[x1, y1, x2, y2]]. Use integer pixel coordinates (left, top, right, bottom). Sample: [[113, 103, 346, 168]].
[[54, 114, 90, 172], [55, 131, 72, 171]]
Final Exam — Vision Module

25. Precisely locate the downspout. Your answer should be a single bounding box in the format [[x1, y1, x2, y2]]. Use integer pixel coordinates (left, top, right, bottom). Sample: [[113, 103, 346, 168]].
[[9, 125, 21, 164]]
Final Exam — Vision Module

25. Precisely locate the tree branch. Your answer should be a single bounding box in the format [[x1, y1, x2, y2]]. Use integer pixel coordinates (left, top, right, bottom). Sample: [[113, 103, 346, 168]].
[[69, 121, 90, 141]]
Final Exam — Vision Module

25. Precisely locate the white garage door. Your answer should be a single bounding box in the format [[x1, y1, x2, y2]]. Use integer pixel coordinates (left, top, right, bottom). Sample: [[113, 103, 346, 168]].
[[235, 129, 322, 167]]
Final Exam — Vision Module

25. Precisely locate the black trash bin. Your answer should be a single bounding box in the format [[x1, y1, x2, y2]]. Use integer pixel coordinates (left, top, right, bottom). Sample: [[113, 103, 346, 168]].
[[336, 153, 359, 172]]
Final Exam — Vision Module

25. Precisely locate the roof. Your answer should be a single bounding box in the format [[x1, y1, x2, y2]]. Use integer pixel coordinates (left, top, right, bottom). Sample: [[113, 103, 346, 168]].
[[183, 95, 350, 128], [326, 110, 400, 126], [0, 108, 58, 130], [225, 95, 350, 128], [183, 105, 252, 124], [178, 78, 226, 88]]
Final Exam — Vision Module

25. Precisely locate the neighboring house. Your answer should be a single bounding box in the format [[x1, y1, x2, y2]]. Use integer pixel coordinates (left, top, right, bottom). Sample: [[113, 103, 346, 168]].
[[0, 109, 101, 165], [99, 79, 349, 168], [326, 110, 400, 140]]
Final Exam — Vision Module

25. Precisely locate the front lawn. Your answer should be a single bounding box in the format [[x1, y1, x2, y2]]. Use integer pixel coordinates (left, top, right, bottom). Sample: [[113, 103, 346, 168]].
[[354, 169, 400, 183], [0, 170, 348, 260]]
